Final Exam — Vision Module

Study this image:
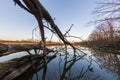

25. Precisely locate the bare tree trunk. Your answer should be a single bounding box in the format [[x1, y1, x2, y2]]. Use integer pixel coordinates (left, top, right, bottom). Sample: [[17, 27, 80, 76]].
[[23, 0, 48, 69], [13, 2, 76, 79], [13, 0, 75, 50]]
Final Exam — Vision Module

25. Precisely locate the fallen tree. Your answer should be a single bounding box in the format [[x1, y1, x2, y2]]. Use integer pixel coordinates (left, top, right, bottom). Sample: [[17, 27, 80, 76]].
[[0, 54, 56, 80], [0, 0, 81, 80]]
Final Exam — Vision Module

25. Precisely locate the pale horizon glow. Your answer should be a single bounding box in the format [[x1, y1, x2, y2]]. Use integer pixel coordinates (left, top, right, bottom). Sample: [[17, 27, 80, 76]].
[[0, 0, 98, 41]]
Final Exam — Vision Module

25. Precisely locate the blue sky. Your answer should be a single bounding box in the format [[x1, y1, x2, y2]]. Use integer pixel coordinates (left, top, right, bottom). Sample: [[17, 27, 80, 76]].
[[0, 0, 98, 41]]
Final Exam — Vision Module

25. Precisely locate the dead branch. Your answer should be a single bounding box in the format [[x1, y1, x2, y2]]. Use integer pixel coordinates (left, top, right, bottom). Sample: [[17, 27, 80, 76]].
[[13, 0, 75, 51]]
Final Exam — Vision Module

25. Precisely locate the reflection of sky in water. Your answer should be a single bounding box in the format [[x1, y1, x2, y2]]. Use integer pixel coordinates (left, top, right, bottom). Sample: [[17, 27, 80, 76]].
[[32, 49, 117, 80], [0, 50, 41, 62], [0, 52, 28, 62], [0, 48, 119, 80]]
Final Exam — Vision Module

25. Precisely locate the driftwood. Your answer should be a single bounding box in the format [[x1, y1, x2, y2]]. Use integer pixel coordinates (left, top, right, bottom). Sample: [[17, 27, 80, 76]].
[[0, 54, 56, 80], [13, 0, 75, 52]]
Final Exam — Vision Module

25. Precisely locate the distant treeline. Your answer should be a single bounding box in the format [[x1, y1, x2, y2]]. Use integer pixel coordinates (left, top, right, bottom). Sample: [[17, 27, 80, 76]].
[[80, 20, 120, 53], [88, 20, 120, 42], [0, 40, 65, 46]]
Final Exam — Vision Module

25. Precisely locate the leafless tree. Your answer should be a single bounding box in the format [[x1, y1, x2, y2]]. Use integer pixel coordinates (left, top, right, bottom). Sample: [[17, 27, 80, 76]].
[[13, 0, 76, 71], [94, 0, 120, 21], [89, 20, 115, 41], [89, 0, 120, 42]]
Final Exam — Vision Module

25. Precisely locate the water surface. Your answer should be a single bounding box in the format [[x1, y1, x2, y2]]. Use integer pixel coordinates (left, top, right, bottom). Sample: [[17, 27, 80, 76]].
[[0, 47, 120, 80]]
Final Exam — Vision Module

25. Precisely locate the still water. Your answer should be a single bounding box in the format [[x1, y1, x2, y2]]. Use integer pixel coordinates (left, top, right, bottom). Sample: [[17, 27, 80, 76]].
[[0, 47, 120, 80]]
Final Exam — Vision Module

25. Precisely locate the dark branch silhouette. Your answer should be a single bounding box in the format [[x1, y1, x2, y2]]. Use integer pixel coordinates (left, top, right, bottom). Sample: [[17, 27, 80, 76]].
[[13, 0, 75, 50]]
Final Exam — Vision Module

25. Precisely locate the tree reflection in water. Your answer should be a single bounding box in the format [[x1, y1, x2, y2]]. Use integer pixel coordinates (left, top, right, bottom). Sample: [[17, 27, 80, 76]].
[[90, 49, 120, 80], [16, 46, 104, 80]]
